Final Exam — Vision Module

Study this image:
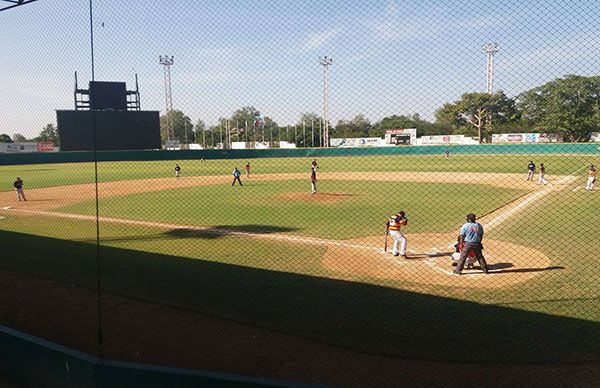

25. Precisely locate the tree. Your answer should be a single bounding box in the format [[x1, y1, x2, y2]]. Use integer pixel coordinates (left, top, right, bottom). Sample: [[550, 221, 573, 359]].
[[517, 75, 600, 142], [34, 123, 59, 145], [0, 134, 13, 143], [160, 110, 194, 144], [370, 113, 448, 138], [435, 92, 518, 142], [332, 114, 372, 138], [12, 133, 27, 142]]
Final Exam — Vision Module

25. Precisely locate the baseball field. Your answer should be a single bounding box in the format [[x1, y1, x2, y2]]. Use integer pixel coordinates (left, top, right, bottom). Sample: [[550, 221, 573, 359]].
[[1, 150, 600, 379]]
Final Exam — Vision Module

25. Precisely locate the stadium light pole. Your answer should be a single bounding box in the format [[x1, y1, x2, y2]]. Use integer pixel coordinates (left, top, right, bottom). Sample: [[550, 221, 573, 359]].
[[483, 43, 499, 95], [319, 56, 333, 147], [159, 55, 175, 142], [482, 42, 499, 141]]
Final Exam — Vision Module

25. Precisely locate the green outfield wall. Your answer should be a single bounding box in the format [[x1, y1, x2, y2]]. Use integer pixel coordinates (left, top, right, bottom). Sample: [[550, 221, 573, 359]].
[[0, 143, 599, 165]]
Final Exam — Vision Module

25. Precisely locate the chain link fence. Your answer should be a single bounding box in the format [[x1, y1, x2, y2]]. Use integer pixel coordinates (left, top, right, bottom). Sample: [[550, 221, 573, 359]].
[[1, 1, 600, 386]]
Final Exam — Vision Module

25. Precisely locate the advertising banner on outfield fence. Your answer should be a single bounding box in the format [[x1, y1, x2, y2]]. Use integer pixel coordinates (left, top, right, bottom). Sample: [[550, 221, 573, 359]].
[[0, 142, 40, 153], [330, 137, 382, 147], [491, 133, 563, 143], [36, 142, 55, 152], [419, 135, 466, 145]]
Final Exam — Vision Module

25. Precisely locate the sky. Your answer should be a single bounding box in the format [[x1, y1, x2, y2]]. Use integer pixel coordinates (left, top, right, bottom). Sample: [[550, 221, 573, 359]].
[[1, 0, 599, 138]]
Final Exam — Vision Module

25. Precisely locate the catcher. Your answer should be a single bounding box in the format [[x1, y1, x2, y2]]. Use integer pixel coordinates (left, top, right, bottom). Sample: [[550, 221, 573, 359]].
[[451, 235, 477, 269]]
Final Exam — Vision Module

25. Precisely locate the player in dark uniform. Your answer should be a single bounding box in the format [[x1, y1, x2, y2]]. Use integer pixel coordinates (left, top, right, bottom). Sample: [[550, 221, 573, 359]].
[[13, 177, 26, 201], [311, 159, 318, 194], [526, 161, 535, 181]]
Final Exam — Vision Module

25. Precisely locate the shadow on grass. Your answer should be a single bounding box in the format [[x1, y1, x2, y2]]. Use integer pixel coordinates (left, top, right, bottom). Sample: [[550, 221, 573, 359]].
[[0, 229, 598, 364], [211, 224, 297, 234], [72, 225, 299, 244]]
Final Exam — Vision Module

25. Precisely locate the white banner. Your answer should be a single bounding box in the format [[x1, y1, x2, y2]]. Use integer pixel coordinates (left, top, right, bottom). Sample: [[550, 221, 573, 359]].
[[330, 137, 382, 147], [419, 135, 466, 145], [590, 132, 600, 142], [0, 142, 40, 153], [491, 133, 563, 143]]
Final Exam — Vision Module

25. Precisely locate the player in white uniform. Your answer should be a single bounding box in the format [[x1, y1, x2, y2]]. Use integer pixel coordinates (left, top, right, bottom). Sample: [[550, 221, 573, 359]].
[[585, 165, 596, 191], [386, 211, 408, 258], [538, 163, 548, 185]]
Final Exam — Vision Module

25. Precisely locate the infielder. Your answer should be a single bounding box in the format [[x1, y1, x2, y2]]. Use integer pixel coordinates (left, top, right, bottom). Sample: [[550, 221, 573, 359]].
[[13, 177, 26, 202], [311, 159, 318, 194], [586, 164, 596, 191], [175, 164, 181, 178], [538, 163, 548, 185], [526, 161, 535, 181], [386, 210, 408, 258]]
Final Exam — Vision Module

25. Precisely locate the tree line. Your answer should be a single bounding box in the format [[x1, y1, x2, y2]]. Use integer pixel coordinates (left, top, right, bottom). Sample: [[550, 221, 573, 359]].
[[6, 74, 600, 146]]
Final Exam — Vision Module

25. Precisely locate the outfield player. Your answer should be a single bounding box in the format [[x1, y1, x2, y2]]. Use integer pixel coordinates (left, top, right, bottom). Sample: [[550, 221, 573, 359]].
[[245, 162, 251, 178], [386, 210, 408, 258], [453, 214, 489, 275], [175, 164, 181, 178], [13, 177, 26, 202], [526, 161, 535, 181], [585, 164, 596, 191]]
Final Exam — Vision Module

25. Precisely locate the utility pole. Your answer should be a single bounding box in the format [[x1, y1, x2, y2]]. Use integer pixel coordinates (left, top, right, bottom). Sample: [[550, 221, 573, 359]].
[[159, 55, 175, 142], [303, 121, 306, 147], [184, 120, 188, 146], [319, 56, 333, 147]]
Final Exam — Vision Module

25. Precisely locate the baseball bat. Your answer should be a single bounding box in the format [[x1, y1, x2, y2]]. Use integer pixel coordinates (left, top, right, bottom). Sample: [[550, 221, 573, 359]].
[[384, 229, 389, 252]]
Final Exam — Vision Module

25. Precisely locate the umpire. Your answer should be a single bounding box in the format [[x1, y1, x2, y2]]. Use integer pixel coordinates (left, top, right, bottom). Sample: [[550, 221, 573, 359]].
[[453, 213, 489, 275]]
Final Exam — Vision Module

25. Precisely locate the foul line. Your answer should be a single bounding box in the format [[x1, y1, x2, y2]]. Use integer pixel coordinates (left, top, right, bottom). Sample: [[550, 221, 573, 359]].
[[482, 164, 589, 232]]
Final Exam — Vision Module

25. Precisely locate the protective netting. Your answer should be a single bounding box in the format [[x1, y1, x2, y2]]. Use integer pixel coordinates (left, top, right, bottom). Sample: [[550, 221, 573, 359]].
[[1, 1, 600, 386]]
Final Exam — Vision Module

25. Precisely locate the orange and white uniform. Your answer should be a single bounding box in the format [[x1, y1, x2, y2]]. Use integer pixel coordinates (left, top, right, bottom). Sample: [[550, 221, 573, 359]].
[[387, 213, 408, 257], [586, 167, 596, 191]]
